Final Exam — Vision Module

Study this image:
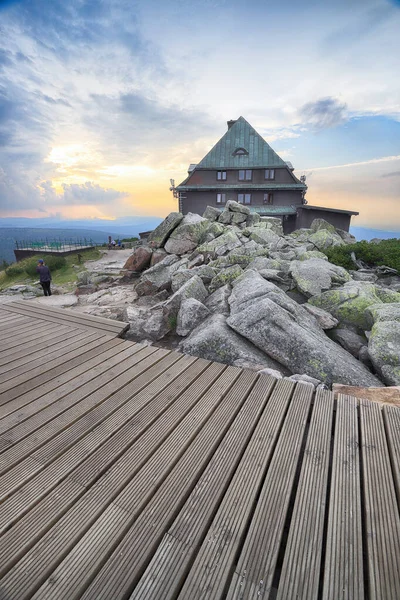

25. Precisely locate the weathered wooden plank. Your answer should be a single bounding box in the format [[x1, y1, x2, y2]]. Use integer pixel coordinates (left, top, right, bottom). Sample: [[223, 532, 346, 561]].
[[322, 394, 363, 600], [0, 338, 125, 422], [0, 310, 25, 322], [277, 389, 334, 600], [0, 325, 74, 367], [0, 363, 232, 599], [0, 330, 99, 387], [0, 314, 33, 333], [0, 346, 165, 493], [7, 299, 129, 331], [0, 327, 80, 373], [36, 368, 249, 600], [0, 302, 123, 336], [2, 301, 128, 335], [360, 398, 400, 600], [0, 332, 112, 401], [2, 299, 126, 330], [132, 374, 276, 600], [384, 404, 400, 512], [177, 378, 295, 600], [0, 335, 120, 406], [0, 352, 200, 535], [2, 303, 125, 336], [0, 342, 147, 449], [0, 357, 211, 575], [226, 383, 313, 599], [0, 322, 53, 351]]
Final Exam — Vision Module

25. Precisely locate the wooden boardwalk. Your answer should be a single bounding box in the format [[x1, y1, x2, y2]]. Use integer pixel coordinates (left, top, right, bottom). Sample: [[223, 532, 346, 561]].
[[1, 300, 400, 599]]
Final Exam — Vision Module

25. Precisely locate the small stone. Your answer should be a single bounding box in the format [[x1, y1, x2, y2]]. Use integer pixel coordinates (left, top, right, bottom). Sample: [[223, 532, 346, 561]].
[[258, 368, 283, 379], [287, 374, 322, 387]]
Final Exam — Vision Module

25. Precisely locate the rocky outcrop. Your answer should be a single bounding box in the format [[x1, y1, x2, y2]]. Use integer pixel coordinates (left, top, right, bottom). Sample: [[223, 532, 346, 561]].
[[176, 298, 210, 337], [226, 270, 382, 387], [124, 305, 170, 341], [209, 264, 243, 293], [180, 313, 288, 372], [164, 213, 211, 255], [204, 285, 232, 315], [290, 258, 350, 297], [329, 328, 367, 357], [308, 229, 345, 251], [368, 321, 400, 385], [161, 275, 208, 320], [148, 212, 183, 248], [135, 255, 181, 296], [106, 207, 400, 390], [303, 304, 339, 329], [197, 230, 242, 257], [309, 282, 400, 329]]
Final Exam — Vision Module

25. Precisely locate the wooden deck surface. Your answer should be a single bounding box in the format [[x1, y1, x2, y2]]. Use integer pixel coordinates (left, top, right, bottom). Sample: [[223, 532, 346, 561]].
[[1, 301, 400, 599]]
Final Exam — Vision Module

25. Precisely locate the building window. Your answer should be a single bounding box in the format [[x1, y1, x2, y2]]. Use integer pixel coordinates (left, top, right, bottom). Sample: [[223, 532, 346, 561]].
[[238, 169, 252, 181], [232, 147, 248, 156], [265, 169, 275, 180], [263, 193, 273, 205], [238, 193, 251, 205], [217, 171, 227, 181], [216, 193, 226, 204]]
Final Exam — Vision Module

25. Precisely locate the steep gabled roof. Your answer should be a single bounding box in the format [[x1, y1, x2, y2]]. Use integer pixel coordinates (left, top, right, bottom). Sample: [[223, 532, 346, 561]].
[[196, 116, 287, 169]]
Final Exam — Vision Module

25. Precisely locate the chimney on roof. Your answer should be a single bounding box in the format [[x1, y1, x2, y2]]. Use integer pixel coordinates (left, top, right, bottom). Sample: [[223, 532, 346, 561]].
[[227, 119, 237, 130]]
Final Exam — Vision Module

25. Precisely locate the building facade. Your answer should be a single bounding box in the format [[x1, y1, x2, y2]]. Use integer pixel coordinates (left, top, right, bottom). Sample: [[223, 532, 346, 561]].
[[174, 117, 358, 233]]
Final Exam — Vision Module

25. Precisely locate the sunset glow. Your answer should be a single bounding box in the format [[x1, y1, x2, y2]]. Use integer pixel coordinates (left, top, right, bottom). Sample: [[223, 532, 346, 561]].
[[0, 0, 399, 229]]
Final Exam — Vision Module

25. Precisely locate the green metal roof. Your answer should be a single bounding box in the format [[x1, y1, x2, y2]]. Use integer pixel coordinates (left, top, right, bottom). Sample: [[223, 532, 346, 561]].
[[177, 183, 305, 191], [195, 116, 288, 169]]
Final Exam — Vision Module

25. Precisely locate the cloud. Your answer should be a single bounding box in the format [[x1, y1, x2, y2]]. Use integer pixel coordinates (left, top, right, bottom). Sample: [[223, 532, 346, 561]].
[[306, 155, 400, 171], [40, 181, 128, 205], [84, 91, 217, 167], [382, 170, 400, 177], [298, 97, 348, 130]]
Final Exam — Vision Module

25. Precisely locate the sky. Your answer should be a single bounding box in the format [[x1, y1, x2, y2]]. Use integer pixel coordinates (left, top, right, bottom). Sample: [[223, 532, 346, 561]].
[[0, 0, 399, 229]]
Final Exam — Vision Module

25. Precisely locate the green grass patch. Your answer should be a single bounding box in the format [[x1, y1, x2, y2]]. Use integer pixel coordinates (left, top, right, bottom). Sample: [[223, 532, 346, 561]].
[[323, 239, 400, 271], [0, 248, 102, 291]]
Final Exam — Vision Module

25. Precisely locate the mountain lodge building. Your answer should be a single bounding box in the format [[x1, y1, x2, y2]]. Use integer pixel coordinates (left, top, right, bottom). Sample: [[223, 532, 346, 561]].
[[172, 116, 358, 233]]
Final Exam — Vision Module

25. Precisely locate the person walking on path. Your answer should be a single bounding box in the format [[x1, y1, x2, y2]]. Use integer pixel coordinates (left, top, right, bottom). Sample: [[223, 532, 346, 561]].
[[36, 259, 52, 296]]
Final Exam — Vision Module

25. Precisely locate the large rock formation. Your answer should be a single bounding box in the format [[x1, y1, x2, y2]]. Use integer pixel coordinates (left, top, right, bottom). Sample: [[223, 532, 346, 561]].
[[226, 271, 382, 387], [114, 209, 400, 390], [180, 313, 289, 372]]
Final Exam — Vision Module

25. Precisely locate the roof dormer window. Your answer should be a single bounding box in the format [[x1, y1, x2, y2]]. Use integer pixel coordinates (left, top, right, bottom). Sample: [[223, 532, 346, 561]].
[[232, 147, 248, 156]]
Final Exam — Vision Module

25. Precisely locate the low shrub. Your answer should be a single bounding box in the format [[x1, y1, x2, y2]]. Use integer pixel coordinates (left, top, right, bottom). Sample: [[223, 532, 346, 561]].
[[324, 239, 400, 271], [5, 264, 24, 277], [24, 255, 67, 277]]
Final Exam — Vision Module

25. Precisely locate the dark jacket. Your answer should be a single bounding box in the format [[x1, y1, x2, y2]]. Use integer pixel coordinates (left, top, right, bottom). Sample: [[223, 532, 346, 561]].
[[36, 265, 52, 283]]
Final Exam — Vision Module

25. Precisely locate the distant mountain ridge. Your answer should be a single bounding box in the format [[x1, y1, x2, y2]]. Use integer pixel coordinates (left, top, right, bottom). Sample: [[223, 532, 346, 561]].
[[350, 226, 400, 241], [0, 216, 163, 233]]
